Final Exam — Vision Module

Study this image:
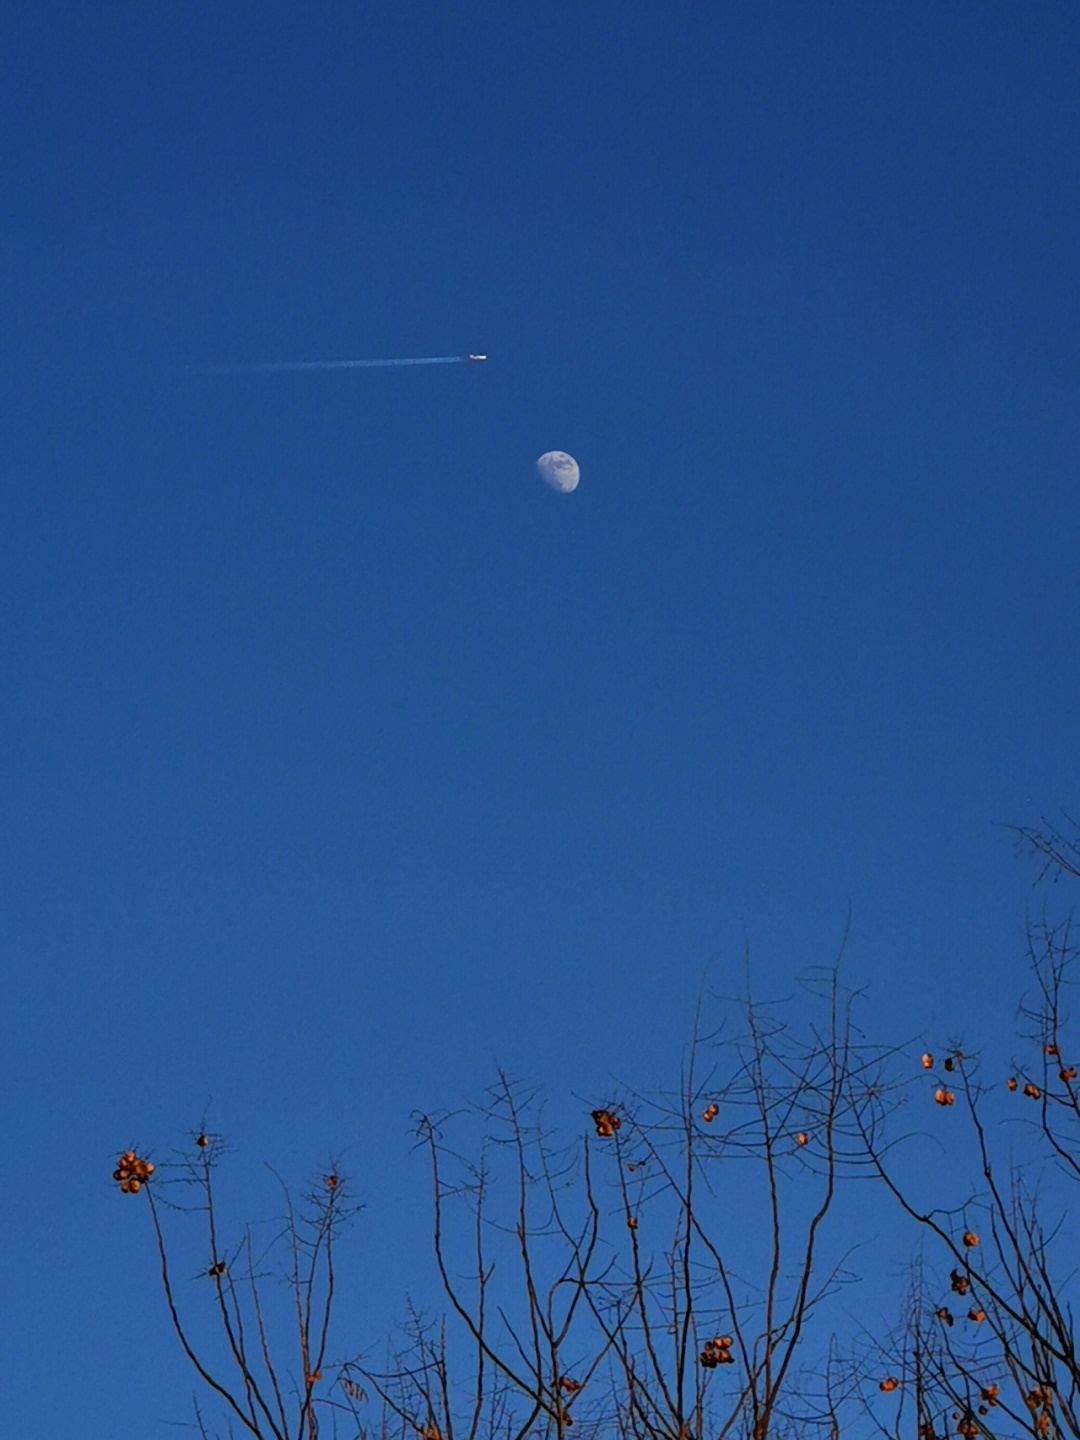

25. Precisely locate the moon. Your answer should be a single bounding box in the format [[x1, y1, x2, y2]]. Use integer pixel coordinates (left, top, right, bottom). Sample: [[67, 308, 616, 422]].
[[536, 451, 580, 493]]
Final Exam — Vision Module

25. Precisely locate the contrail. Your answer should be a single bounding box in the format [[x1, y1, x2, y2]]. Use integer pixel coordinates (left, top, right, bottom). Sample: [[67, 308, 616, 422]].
[[177, 355, 469, 376]]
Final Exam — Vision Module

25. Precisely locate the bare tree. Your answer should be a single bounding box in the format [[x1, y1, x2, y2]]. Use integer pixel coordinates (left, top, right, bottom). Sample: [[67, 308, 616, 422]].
[[858, 863, 1080, 1438], [116, 974, 894, 1438], [112, 1131, 355, 1440], [348, 974, 890, 1440], [1013, 817, 1080, 885], [121, 844, 1080, 1440]]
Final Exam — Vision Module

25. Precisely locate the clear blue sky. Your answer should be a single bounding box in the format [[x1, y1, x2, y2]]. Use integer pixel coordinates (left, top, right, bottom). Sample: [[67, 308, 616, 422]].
[[3, 2, 1079, 1433]]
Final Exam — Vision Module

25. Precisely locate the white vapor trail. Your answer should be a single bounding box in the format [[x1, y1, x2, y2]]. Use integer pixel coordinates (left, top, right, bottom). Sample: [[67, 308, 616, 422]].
[[178, 356, 467, 375]]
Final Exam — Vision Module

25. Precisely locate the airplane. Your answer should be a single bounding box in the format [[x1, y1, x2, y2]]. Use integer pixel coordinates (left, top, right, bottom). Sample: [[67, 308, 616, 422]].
[[467, 354, 487, 361]]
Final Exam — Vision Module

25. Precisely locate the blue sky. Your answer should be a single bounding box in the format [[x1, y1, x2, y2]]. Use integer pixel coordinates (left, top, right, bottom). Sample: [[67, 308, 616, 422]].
[[3, 2, 1079, 1434]]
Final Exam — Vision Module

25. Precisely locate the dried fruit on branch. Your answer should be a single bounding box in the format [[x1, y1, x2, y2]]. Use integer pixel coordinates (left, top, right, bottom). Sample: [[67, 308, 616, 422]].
[[700, 1335, 735, 1368], [113, 1151, 154, 1193]]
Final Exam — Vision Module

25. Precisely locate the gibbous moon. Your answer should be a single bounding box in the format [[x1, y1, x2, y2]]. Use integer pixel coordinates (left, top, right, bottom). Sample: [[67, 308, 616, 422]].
[[536, 451, 580, 493]]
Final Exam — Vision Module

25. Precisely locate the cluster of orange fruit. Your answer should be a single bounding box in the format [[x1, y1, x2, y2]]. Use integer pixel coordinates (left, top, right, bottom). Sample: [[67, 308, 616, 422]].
[[702, 1102, 719, 1122], [879, 1376, 899, 1392], [1025, 1387, 1055, 1434], [556, 1376, 584, 1421], [591, 1108, 620, 1138], [938, 1248, 988, 1326], [947, 1387, 1001, 1434], [921, 1054, 956, 1105], [699, 1335, 734, 1368], [113, 1151, 154, 1194], [949, 1268, 970, 1296]]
